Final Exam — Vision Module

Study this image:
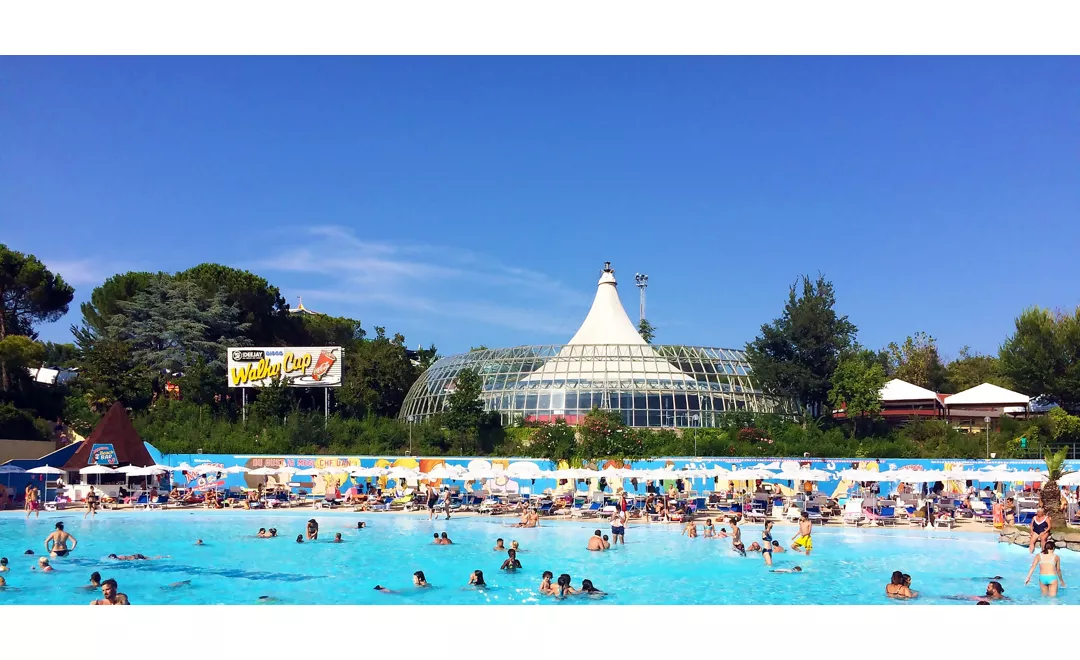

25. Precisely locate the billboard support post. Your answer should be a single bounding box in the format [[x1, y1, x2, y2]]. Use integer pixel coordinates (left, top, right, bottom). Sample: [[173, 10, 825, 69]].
[[324, 388, 329, 429], [242, 388, 246, 424]]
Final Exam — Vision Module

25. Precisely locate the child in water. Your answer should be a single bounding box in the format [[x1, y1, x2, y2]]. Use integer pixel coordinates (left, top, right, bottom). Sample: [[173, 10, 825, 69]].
[[703, 519, 715, 538]]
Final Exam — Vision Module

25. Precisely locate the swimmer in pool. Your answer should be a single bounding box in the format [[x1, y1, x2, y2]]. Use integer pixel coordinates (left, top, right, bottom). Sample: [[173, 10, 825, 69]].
[[257, 528, 271, 538], [36, 557, 54, 572], [501, 549, 522, 571], [413, 571, 430, 588], [295, 535, 304, 543], [771, 566, 803, 573], [555, 573, 577, 597], [703, 519, 716, 538], [45, 522, 78, 557], [587, 530, 606, 551], [268, 528, 277, 537], [469, 570, 486, 587], [0, 557, 8, 572], [440, 532, 452, 545], [195, 540, 204, 546], [945, 581, 1007, 602], [539, 571, 556, 595], [256, 595, 280, 603], [580, 579, 605, 596], [90, 579, 129, 605], [374, 585, 397, 594], [164, 580, 192, 589], [493, 538, 506, 551], [357, 521, 367, 529], [107, 554, 166, 561], [306, 519, 319, 540], [85, 572, 102, 589], [729, 518, 746, 556], [333, 533, 343, 543], [0, 576, 6, 588]]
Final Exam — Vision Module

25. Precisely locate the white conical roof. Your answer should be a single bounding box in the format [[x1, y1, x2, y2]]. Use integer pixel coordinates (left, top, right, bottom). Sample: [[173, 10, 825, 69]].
[[944, 383, 1029, 407], [520, 263, 694, 384]]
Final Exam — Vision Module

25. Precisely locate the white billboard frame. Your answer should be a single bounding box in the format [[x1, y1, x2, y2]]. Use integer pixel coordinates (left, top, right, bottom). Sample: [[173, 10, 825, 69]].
[[227, 346, 344, 388]]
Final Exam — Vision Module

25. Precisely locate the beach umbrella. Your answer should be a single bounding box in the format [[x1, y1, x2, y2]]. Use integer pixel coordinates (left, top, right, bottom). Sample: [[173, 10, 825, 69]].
[[0, 464, 25, 492], [26, 465, 65, 500], [507, 462, 543, 478], [292, 467, 322, 476], [774, 468, 835, 482], [80, 465, 116, 475], [192, 465, 221, 475], [248, 467, 280, 476], [224, 465, 251, 474], [425, 465, 464, 480], [882, 470, 948, 483], [727, 468, 776, 480], [115, 465, 146, 474], [838, 469, 897, 482], [1058, 472, 1080, 486]]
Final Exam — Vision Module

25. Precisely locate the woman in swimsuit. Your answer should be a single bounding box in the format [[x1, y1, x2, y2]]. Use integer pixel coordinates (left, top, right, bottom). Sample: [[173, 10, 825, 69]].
[[306, 519, 319, 540], [555, 573, 577, 598], [468, 570, 486, 587], [885, 571, 913, 599], [703, 519, 715, 538], [761, 521, 775, 566], [1025, 540, 1066, 597], [1029, 508, 1050, 553], [579, 579, 605, 596]]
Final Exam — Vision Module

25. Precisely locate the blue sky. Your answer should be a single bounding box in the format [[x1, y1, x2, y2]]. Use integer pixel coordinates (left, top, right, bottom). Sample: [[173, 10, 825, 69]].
[[2, 57, 1078, 360]]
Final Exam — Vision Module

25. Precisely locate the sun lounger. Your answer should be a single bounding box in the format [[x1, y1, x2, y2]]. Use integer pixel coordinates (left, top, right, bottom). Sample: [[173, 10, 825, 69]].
[[842, 499, 865, 526]]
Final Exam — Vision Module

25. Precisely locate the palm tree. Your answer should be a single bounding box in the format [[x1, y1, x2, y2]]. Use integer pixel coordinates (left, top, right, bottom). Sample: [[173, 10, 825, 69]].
[[1040, 446, 1071, 529]]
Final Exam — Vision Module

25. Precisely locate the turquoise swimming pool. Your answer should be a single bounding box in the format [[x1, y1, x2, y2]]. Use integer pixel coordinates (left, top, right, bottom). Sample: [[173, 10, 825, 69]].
[[0, 510, 1072, 605]]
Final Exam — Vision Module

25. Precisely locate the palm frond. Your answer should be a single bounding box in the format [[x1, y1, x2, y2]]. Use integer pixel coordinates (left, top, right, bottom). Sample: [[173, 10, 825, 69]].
[[1042, 446, 1069, 481]]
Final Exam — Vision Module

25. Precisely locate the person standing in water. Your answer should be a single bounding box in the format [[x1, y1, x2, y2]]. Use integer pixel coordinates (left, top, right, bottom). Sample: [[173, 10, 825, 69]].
[[45, 522, 78, 557], [610, 506, 626, 545], [306, 519, 319, 540], [729, 518, 746, 556], [25, 484, 40, 518], [791, 512, 813, 556], [91, 579, 129, 605], [1025, 540, 1066, 597], [761, 521, 775, 567], [426, 486, 439, 521]]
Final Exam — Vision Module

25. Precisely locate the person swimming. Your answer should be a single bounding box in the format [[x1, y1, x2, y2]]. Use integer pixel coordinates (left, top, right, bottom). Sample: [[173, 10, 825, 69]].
[[885, 571, 914, 599], [333, 533, 343, 543], [469, 570, 486, 587], [90, 579, 129, 605], [555, 573, 577, 597], [501, 549, 523, 571], [580, 579, 605, 596], [85, 572, 102, 589], [306, 519, 319, 540], [357, 521, 367, 529], [703, 519, 715, 538], [295, 535, 304, 544], [257, 528, 271, 538], [256, 595, 280, 603], [494, 538, 506, 551], [771, 566, 803, 573], [729, 518, 746, 556], [587, 530, 607, 551], [441, 532, 452, 545], [36, 557, 54, 572], [195, 540, 204, 546], [374, 585, 397, 594], [0, 557, 8, 572], [108, 554, 165, 561], [164, 580, 192, 589], [413, 571, 430, 587]]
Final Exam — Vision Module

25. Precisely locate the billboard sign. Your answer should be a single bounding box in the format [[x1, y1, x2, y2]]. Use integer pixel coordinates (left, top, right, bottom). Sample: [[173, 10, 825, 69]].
[[89, 443, 119, 465], [227, 347, 343, 388]]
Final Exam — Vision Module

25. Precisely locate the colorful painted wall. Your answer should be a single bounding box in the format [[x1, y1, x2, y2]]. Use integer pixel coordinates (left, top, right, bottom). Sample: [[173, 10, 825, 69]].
[[146, 444, 1080, 497]]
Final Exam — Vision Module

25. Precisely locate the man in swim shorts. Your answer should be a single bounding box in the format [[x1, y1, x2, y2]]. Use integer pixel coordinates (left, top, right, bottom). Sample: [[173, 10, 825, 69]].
[[45, 522, 77, 557], [791, 512, 813, 555], [426, 486, 439, 521], [729, 518, 746, 556], [610, 507, 626, 545]]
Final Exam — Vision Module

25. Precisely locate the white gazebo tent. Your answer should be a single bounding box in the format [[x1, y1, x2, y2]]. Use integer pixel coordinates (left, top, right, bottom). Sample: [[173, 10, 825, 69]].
[[943, 383, 1030, 426]]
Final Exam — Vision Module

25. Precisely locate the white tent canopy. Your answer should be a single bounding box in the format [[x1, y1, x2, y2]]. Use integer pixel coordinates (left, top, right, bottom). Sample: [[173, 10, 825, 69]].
[[839, 469, 896, 482], [80, 465, 117, 475], [880, 378, 938, 402], [944, 383, 1030, 407]]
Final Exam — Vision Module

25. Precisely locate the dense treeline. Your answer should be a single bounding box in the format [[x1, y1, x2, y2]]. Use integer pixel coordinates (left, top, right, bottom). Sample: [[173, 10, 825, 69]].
[[2, 242, 1080, 460]]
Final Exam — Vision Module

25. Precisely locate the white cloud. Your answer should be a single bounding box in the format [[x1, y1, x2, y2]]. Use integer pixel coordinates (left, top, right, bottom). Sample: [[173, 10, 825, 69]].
[[250, 225, 587, 336], [44, 259, 115, 287]]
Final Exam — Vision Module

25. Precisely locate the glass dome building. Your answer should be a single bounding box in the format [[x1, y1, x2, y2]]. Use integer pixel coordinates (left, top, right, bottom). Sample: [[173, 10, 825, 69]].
[[399, 263, 789, 428]]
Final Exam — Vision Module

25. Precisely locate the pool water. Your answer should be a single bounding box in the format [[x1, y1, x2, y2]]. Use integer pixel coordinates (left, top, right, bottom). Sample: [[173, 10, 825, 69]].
[[0, 510, 1073, 605]]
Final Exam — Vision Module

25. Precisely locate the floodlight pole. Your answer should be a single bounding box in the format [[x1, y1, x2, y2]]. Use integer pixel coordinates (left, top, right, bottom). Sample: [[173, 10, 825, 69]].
[[634, 273, 649, 322], [984, 416, 991, 459]]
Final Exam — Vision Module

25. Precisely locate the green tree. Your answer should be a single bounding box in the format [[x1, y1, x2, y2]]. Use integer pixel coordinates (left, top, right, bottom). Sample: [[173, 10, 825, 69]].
[[103, 277, 251, 374], [176, 264, 292, 346], [0, 335, 45, 386], [828, 349, 887, 436], [337, 327, 424, 418], [179, 357, 226, 408], [999, 306, 1080, 409], [248, 377, 294, 423], [77, 271, 160, 337], [945, 346, 1009, 392], [885, 332, 948, 391], [745, 275, 856, 417], [443, 367, 485, 452], [42, 341, 79, 367], [530, 420, 577, 463], [1040, 446, 1071, 529], [74, 336, 154, 411], [300, 314, 365, 346], [637, 318, 656, 344], [0, 245, 75, 390]]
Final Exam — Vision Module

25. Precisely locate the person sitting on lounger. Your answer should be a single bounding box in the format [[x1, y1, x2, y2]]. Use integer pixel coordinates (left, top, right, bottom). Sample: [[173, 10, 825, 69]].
[[587, 530, 607, 551]]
